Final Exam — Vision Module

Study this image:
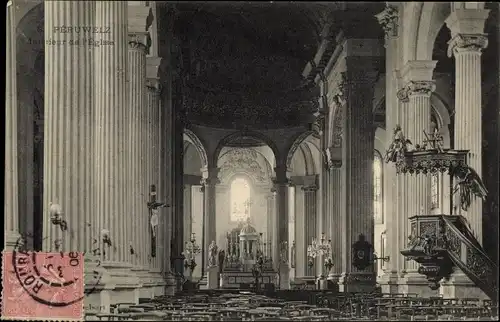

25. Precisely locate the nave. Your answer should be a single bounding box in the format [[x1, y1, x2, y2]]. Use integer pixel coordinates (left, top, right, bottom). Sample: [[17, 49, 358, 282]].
[[85, 290, 498, 321]]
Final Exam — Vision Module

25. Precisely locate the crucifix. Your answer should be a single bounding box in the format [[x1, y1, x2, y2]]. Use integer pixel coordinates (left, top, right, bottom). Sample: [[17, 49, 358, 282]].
[[147, 184, 168, 258], [422, 124, 444, 152]]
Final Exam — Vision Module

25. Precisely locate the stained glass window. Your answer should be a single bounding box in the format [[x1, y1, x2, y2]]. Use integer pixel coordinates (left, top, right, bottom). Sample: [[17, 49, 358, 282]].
[[374, 151, 383, 224], [230, 178, 251, 222]]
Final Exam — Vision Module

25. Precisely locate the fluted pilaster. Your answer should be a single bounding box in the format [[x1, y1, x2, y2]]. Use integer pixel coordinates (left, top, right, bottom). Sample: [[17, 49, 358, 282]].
[[445, 8, 490, 242], [144, 79, 160, 268], [329, 163, 343, 279], [398, 61, 437, 273], [5, 1, 20, 249], [128, 35, 147, 266], [302, 184, 318, 277], [42, 1, 95, 253]]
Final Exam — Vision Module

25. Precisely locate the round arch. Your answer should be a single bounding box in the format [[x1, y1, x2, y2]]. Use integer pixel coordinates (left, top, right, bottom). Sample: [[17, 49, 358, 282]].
[[183, 128, 208, 169], [415, 2, 451, 60], [285, 130, 315, 170], [213, 130, 280, 167]]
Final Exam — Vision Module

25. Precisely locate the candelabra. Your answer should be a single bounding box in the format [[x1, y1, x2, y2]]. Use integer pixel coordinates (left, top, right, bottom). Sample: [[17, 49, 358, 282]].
[[184, 233, 201, 277], [307, 233, 333, 275]]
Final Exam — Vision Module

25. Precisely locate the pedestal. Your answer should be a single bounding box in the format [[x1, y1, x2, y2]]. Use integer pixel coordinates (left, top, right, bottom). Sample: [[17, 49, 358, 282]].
[[398, 271, 439, 297], [379, 271, 399, 294], [279, 264, 290, 290], [103, 261, 140, 305], [440, 271, 489, 300], [84, 256, 113, 314], [207, 266, 219, 289]]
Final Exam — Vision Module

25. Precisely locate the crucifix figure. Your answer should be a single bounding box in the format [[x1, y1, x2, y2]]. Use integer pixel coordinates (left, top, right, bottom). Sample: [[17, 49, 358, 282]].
[[422, 122, 444, 152], [147, 184, 168, 258]]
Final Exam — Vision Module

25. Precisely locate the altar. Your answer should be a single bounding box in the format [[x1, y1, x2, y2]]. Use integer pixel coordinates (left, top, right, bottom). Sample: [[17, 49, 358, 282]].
[[219, 220, 278, 289]]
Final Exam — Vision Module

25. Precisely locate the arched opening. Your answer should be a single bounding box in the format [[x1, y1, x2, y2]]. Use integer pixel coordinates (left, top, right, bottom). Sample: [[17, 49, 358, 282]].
[[230, 177, 252, 223]]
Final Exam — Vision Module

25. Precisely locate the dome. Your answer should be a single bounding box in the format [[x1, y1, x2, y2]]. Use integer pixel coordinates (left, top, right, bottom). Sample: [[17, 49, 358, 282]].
[[239, 219, 258, 236]]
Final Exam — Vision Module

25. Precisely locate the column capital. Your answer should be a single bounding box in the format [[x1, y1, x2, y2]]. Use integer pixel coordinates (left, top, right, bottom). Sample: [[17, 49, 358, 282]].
[[375, 5, 399, 38], [325, 147, 342, 169], [397, 81, 436, 101], [445, 8, 490, 36], [301, 184, 318, 192], [128, 5, 152, 33], [146, 78, 160, 92], [128, 33, 149, 53], [447, 33, 489, 57], [201, 167, 220, 185]]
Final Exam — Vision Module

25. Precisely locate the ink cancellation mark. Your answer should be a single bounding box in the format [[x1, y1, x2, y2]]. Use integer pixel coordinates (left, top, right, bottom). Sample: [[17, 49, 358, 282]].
[[1, 248, 84, 321]]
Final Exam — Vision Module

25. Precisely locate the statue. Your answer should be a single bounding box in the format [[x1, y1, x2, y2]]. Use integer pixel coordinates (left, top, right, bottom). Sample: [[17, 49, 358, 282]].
[[208, 241, 218, 268], [385, 125, 412, 164], [218, 249, 225, 272], [451, 165, 488, 211]]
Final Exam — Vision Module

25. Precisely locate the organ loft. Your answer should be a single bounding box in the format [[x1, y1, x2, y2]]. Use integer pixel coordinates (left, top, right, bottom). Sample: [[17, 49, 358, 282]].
[[4, 1, 500, 320]]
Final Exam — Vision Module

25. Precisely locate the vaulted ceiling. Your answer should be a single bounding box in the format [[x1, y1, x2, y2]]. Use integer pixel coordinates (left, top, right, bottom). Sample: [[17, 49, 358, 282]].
[[165, 2, 385, 129]]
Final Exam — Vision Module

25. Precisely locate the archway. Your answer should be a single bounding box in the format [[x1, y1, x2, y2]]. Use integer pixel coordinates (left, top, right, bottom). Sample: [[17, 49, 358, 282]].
[[183, 130, 208, 280], [286, 132, 321, 281], [215, 134, 276, 269]]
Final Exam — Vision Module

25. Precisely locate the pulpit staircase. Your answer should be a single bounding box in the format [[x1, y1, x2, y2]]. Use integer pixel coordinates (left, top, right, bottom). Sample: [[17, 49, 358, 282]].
[[401, 214, 498, 302]]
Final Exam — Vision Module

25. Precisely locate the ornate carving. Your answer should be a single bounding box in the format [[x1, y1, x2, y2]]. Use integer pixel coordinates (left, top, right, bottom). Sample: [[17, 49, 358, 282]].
[[343, 274, 375, 283], [352, 234, 373, 271], [375, 5, 399, 37], [219, 148, 267, 183], [447, 34, 489, 58], [146, 78, 161, 92], [301, 185, 318, 192], [398, 81, 436, 101]]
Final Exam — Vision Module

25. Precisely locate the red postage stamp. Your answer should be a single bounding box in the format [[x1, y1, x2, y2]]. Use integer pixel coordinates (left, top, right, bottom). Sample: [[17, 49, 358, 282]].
[[1, 251, 84, 321]]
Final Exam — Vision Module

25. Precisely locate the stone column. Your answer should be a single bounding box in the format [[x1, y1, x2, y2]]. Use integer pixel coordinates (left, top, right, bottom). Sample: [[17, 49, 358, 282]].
[[273, 165, 290, 289], [42, 1, 95, 253], [376, 3, 401, 294], [184, 185, 192, 248], [396, 61, 437, 296], [128, 17, 148, 266], [294, 186, 305, 278], [302, 179, 318, 278], [446, 8, 490, 240], [338, 57, 378, 293], [5, 1, 20, 249], [201, 168, 219, 269], [158, 58, 175, 291], [327, 148, 343, 282], [147, 76, 161, 271], [441, 7, 490, 299], [266, 194, 274, 254]]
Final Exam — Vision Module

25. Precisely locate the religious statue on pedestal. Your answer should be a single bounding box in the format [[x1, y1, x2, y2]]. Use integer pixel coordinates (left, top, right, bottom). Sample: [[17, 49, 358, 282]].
[[208, 241, 218, 267]]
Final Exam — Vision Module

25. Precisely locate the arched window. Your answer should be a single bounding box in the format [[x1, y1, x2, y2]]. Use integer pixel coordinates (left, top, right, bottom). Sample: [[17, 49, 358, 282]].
[[374, 151, 383, 224], [230, 177, 251, 222]]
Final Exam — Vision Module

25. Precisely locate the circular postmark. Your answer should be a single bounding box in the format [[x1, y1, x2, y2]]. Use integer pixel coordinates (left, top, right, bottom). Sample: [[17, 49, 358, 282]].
[[12, 234, 103, 307]]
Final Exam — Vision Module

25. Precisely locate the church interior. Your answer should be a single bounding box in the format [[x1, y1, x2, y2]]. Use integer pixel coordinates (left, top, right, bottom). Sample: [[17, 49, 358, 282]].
[[5, 1, 500, 320]]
